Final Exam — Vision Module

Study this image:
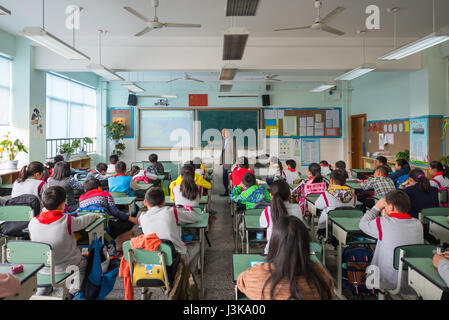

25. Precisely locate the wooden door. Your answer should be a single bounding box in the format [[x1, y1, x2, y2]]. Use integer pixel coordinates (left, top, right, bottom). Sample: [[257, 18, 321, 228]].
[[350, 114, 366, 169]]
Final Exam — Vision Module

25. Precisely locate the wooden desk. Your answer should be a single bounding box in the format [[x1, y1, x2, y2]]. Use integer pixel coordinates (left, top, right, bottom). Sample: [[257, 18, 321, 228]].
[[113, 196, 136, 215], [0, 263, 44, 300], [402, 257, 449, 300], [427, 216, 449, 245]]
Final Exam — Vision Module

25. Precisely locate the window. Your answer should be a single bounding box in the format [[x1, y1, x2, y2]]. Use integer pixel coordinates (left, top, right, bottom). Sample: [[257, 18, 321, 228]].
[[46, 73, 97, 139], [0, 55, 12, 126]]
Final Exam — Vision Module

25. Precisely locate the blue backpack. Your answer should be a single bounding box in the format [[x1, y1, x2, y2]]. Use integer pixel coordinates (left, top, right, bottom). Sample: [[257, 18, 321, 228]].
[[342, 245, 375, 295]]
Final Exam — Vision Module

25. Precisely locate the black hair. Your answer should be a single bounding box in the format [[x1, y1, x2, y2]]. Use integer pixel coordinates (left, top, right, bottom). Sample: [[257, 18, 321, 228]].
[[109, 154, 119, 164], [330, 169, 347, 186], [115, 161, 127, 173], [17, 161, 44, 183], [429, 161, 449, 178], [262, 216, 333, 300], [42, 186, 66, 210], [145, 187, 165, 206], [269, 180, 290, 224], [238, 156, 249, 169], [46, 161, 55, 169], [129, 165, 141, 177], [96, 162, 108, 173], [242, 172, 256, 188], [376, 156, 388, 165], [51, 161, 71, 181], [308, 163, 323, 183], [320, 160, 330, 166], [408, 169, 431, 193], [83, 178, 101, 192], [149, 153, 158, 163], [180, 165, 198, 201], [286, 160, 297, 170], [335, 160, 346, 170], [375, 165, 389, 176], [385, 190, 411, 213], [54, 155, 64, 163], [396, 158, 409, 168]]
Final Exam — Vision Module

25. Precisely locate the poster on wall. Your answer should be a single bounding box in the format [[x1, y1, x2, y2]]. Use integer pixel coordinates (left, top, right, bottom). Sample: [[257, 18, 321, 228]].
[[409, 118, 428, 165], [107, 107, 134, 138], [301, 139, 320, 166]]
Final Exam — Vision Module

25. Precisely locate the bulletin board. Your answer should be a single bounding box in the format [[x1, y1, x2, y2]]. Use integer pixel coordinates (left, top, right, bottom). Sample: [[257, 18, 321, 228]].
[[264, 107, 342, 138], [367, 119, 410, 157], [107, 107, 135, 138]]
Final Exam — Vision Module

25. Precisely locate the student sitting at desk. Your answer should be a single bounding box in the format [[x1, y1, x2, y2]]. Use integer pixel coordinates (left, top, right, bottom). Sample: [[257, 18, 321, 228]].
[[47, 161, 84, 213], [230, 172, 271, 209], [334, 160, 350, 179], [266, 156, 282, 185], [192, 157, 209, 176], [87, 163, 109, 181], [237, 215, 334, 300], [147, 153, 165, 176], [230, 156, 255, 187], [402, 169, 439, 219], [376, 156, 392, 173], [107, 154, 119, 174], [359, 190, 423, 291], [108, 161, 141, 197], [433, 251, 449, 287], [29, 186, 100, 297], [360, 165, 396, 197], [320, 160, 332, 176], [173, 165, 200, 207], [389, 159, 410, 189], [429, 161, 449, 189], [169, 164, 211, 201], [292, 163, 326, 217], [282, 159, 301, 185], [259, 180, 302, 254], [0, 273, 20, 298], [129, 165, 158, 185], [315, 169, 357, 236], [79, 179, 137, 253], [139, 187, 200, 271], [11, 161, 47, 200]]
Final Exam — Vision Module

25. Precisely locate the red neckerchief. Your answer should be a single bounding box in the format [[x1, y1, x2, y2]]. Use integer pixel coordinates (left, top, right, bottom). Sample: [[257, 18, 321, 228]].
[[389, 212, 412, 220], [433, 171, 443, 178], [36, 210, 64, 224], [113, 173, 127, 177], [79, 188, 111, 201], [320, 164, 329, 167], [379, 175, 387, 178], [287, 168, 296, 172]]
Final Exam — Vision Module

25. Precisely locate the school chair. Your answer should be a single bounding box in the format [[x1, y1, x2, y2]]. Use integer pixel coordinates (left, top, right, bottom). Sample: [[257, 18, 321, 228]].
[[236, 208, 264, 254], [378, 244, 438, 300], [419, 207, 449, 225], [0, 205, 34, 241], [109, 191, 128, 198], [2, 240, 77, 300], [122, 240, 175, 300]]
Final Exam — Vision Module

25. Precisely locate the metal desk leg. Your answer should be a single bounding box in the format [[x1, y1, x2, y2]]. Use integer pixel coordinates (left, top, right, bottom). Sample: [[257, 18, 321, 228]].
[[200, 228, 205, 298], [337, 241, 342, 297], [246, 230, 249, 254]]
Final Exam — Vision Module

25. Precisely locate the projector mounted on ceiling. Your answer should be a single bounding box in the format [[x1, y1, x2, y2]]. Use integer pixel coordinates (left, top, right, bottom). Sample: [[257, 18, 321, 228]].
[[154, 98, 169, 106]]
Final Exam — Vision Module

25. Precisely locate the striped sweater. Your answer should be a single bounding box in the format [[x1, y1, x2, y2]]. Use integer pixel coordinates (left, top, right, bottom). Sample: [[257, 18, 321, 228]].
[[78, 189, 129, 221]]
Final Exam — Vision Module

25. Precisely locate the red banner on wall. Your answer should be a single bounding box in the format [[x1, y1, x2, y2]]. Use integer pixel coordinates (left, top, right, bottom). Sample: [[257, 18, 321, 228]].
[[189, 94, 208, 107]]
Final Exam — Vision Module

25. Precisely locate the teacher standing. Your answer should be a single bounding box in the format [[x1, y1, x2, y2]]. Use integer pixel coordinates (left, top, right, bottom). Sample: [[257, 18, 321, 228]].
[[220, 128, 236, 196]]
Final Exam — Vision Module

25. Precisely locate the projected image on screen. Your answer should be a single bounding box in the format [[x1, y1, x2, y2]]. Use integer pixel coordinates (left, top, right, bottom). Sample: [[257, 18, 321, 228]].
[[139, 110, 194, 148]]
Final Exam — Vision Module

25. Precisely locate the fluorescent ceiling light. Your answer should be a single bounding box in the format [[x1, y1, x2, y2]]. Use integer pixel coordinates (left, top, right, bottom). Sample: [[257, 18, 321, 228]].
[[137, 94, 177, 99], [220, 66, 238, 80], [0, 5, 11, 15], [87, 63, 124, 81], [378, 32, 449, 60], [20, 27, 90, 60], [226, 0, 260, 16], [121, 82, 145, 93], [309, 83, 335, 92], [334, 65, 376, 81], [223, 27, 249, 60]]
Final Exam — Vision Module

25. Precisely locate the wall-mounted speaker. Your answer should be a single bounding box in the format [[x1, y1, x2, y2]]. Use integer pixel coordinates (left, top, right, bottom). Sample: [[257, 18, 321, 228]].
[[127, 94, 138, 106], [265, 83, 272, 91], [262, 94, 271, 106]]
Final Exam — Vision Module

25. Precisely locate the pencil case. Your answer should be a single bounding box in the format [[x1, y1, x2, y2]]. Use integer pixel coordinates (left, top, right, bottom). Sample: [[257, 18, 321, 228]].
[[11, 264, 23, 274]]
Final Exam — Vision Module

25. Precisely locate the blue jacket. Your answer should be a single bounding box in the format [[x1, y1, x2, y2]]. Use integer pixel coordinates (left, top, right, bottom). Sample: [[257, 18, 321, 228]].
[[389, 163, 411, 188], [108, 174, 134, 196]]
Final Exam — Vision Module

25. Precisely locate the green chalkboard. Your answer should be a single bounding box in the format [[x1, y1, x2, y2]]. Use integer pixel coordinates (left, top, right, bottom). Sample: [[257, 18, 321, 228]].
[[197, 109, 260, 147]]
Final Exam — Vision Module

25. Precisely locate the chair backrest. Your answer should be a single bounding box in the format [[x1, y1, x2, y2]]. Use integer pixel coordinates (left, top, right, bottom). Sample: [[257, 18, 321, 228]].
[[420, 207, 449, 224], [122, 240, 173, 266], [393, 244, 437, 270], [244, 208, 264, 216], [109, 192, 127, 198], [328, 208, 364, 219], [5, 194, 41, 217], [5, 240, 52, 266], [0, 206, 33, 222], [438, 188, 449, 205]]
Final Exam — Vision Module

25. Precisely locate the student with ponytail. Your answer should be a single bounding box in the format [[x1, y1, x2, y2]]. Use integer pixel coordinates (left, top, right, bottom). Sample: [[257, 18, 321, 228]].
[[11, 161, 47, 200], [237, 216, 334, 300], [259, 180, 302, 254], [173, 164, 200, 207], [428, 161, 449, 189], [403, 169, 439, 219]]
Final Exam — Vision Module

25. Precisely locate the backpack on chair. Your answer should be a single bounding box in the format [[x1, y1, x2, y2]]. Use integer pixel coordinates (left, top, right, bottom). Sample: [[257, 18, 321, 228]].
[[1, 194, 41, 238], [342, 245, 376, 296]]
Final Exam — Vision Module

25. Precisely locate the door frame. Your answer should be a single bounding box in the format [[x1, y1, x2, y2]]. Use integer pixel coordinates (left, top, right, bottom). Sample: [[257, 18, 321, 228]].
[[349, 114, 367, 169]]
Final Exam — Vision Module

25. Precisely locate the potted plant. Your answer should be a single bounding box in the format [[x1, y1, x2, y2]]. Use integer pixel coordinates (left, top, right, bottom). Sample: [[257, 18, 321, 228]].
[[396, 149, 410, 161], [58, 142, 76, 161], [104, 121, 126, 158], [77, 137, 93, 157], [0, 132, 28, 169], [440, 155, 449, 166]]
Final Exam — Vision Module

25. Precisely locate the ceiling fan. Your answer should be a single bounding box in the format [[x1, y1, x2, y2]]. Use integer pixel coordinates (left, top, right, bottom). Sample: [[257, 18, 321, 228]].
[[124, 0, 202, 37], [166, 73, 204, 83], [274, 0, 345, 36], [246, 74, 282, 82]]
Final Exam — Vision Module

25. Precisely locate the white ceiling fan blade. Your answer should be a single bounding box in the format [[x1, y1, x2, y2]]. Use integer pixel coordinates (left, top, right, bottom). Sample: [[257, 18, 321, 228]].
[[166, 78, 182, 83], [164, 23, 202, 28], [189, 78, 204, 83], [268, 78, 282, 81], [274, 25, 311, 32], [321, 25, 345, 36], [124, 7, 150, 23], [321, 6, 345, 24], [134, 27, 151, 37]]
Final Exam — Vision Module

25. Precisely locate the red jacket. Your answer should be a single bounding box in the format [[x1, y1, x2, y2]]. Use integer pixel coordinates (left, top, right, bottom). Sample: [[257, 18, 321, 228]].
[[231, 168, 255, 187]]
